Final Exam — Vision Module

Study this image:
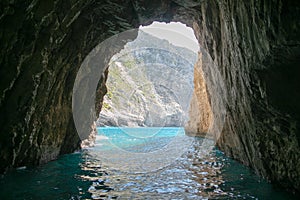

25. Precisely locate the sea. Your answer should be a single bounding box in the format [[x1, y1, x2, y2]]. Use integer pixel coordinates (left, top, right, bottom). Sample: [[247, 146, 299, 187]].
[[0, 127, 298, 199]]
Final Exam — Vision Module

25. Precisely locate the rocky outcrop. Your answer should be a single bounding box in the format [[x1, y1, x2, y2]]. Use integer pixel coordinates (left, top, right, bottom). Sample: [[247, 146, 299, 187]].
[[0, 0, 299, 192], [97, 30, 196, 127], [185, 52, 214, 137]]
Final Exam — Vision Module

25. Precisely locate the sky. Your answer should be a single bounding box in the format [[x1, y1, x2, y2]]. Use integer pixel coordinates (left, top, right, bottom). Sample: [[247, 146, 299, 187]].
[[139, 22, 199, 53]]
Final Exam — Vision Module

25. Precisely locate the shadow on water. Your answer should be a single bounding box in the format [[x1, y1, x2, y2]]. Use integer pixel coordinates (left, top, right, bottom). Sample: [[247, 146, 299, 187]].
[[0, 132, 298, 199]]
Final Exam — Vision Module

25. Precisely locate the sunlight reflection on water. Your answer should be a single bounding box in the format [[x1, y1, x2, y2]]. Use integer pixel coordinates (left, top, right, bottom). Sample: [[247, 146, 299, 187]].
[[0, 128, 298, 200]]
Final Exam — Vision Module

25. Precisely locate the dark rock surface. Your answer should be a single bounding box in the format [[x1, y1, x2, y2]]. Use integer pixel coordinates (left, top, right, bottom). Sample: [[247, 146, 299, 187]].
[[0, 0, 299, 192], [0, 0, 138, 172]]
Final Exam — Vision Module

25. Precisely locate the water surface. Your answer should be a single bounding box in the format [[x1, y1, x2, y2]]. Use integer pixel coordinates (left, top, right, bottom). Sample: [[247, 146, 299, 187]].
[[0, 127, 297, 199]]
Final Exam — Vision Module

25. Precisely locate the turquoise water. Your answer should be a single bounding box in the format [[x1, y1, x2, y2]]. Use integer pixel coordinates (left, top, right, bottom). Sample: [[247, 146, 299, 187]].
[[0, 127, 298, 199], [96, 127, 185, 152]]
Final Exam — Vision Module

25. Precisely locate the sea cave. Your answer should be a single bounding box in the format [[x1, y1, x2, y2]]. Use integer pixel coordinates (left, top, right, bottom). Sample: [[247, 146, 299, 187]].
[[0, 0, 299, 199]]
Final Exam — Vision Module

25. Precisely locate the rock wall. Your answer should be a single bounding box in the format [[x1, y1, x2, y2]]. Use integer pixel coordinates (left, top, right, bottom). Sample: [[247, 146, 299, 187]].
[[0, 0, 299, 192], [185, 52, 214, 137], [0, 0, 139, 172], [182, 0, 300, 191]]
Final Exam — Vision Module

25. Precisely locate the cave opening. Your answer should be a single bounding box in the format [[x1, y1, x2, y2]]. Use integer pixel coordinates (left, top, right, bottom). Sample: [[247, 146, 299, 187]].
[[92, 22, 200, 168], [97, 21, 199, 128]]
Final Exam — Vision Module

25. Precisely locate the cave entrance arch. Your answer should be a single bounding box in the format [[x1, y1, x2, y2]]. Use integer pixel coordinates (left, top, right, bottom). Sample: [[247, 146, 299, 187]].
[[72, 20, 227, 172], [97, 21, 198, 129], [92, 22, 200, 172]]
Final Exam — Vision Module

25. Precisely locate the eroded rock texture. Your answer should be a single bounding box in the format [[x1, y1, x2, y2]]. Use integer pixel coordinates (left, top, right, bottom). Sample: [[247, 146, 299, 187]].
[[0, 0, 299, 192], [0, 0, 139, 171], [185, 52, 214, 137]]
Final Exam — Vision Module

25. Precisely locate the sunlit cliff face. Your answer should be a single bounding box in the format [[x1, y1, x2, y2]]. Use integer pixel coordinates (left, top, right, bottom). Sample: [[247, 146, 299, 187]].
[[97, 22, 199, 128]]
